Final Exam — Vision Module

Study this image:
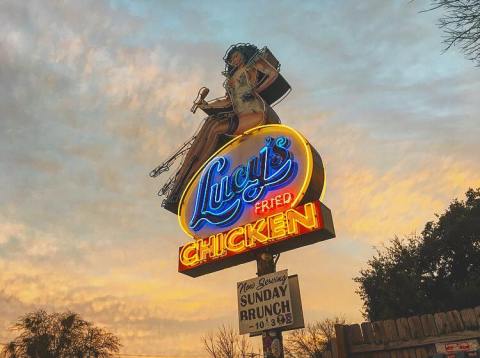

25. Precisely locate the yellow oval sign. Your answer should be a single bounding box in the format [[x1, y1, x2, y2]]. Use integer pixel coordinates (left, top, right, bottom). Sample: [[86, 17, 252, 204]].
[[178, 124, 325, 239]]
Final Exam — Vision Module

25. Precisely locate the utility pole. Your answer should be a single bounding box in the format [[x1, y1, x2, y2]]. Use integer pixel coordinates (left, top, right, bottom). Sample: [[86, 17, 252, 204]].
[[256, 252, 284, 358]]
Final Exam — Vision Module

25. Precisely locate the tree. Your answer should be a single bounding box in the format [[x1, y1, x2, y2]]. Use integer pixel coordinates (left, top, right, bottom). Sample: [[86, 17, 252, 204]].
[[427, 0, 480, 65], [355, 188, 480, 321], [202, 325, 259, 358], [2, 310, 121, 358], [284, 317, 346, 358]]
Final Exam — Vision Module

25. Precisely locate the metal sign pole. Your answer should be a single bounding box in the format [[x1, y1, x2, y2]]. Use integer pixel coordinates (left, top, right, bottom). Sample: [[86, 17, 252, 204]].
[[256, 252, 284, 358]]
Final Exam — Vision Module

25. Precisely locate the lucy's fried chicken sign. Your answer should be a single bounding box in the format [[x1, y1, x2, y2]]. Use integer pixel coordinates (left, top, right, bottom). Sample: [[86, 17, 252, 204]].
[[150, 44, 335, 278], [177, 125, 335, 277]]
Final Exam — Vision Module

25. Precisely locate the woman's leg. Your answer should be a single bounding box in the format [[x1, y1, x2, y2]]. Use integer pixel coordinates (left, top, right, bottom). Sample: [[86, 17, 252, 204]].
[[177, 118, 217, 177], [169, 117, 230, 200], [182, 120, 230, 184], [234, 112, 264, 134]]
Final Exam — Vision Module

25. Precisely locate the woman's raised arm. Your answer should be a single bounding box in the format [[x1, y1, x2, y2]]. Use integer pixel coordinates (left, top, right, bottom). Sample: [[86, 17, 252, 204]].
[[254, 59, 279, 93], [199, 94, 232, 110]]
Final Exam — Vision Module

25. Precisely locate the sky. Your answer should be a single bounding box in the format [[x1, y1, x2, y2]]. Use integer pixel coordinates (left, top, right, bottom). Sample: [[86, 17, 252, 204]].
[[1, 0, 479, 357]]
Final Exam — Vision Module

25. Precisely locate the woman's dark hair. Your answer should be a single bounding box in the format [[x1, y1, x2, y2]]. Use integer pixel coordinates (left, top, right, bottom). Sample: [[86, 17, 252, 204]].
[[223, 43, 259, 77]]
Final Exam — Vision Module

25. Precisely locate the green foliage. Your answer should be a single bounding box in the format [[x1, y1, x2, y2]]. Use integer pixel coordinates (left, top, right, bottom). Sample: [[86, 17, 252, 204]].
[[355, 188, 480, 321], [2, 310, 121, 358]]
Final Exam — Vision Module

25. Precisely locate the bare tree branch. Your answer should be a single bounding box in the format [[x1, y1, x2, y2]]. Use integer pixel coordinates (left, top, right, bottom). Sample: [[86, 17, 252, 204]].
[[425, 0, 480, 65], [202, 325, 258, 358], [284, 317, 346, 358]]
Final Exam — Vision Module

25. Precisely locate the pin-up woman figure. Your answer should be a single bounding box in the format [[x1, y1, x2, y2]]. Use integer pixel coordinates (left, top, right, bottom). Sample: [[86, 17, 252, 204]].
[[155, 43, 291, 213]]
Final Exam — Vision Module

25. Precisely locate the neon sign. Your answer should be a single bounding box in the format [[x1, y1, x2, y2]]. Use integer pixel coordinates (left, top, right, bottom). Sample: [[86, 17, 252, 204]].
[[189, 136, 297, 232], [254, 193, 294, 215], [179, 200, 334, 277], [178, 125, 326, 240], [176, 124, 334, 276]]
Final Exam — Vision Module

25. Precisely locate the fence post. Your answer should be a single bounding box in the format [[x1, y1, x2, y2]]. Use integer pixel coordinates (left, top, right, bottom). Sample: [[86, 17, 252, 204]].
[[331, 337, 339, 358], [334, 324, 348, 358]]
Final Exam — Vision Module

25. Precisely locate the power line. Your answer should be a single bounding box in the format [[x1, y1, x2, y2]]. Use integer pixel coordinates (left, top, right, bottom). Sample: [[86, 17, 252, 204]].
[[115, 354, 204, 358], [2, 342, 205, 358]]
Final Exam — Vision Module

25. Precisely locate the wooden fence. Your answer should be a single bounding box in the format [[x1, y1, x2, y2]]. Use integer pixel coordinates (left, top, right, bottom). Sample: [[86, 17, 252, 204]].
[[321, 306, 480, 358]]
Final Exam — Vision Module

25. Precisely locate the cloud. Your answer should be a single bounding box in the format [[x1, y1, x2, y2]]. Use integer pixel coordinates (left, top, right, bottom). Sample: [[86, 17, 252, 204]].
[[285, 113, 480, 244], [1, 0, 479, 356]]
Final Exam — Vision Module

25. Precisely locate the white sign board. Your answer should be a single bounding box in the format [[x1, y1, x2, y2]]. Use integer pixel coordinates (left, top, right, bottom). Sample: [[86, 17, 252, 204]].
[[237, 270, 294, 335], [286, 275, 305, 331], [435, 339, 479, 354], [249, 274, 305, 337]]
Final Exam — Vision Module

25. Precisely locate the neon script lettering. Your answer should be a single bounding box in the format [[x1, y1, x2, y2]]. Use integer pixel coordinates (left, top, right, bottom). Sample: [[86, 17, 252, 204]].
[[189, 136, 297, 231], [254, 192, 294, 215]]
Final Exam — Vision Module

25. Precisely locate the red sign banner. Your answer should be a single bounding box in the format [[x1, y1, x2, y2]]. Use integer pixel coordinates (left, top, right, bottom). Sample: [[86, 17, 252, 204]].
[[179, 200, 334, 277]]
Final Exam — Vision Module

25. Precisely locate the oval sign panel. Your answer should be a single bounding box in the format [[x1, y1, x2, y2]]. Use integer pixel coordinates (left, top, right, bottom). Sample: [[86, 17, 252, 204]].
[[178, 124, 325, 239]]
